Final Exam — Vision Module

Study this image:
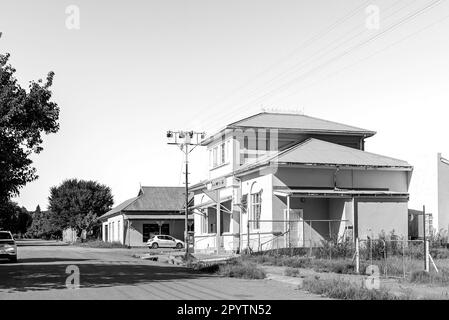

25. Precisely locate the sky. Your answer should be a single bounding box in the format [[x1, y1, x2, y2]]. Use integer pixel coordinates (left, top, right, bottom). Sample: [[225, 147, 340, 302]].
[[1, 0, 448, 226]]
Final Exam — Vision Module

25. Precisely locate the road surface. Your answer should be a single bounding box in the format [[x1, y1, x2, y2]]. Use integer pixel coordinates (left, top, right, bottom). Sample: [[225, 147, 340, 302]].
[[0, 241, 324, 300]]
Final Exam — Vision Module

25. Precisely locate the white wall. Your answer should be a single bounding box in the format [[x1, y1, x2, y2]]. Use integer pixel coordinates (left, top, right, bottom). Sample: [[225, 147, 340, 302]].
[[102, 215, 125, 244]]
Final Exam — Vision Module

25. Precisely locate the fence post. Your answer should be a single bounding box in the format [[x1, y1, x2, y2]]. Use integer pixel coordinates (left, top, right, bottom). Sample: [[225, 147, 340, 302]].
[[355, 237, 360, 274], [309, 221, 313, 257], [425, 240, 430, 272], [402, 240, 406, 278], [258, 232, 261, 252]]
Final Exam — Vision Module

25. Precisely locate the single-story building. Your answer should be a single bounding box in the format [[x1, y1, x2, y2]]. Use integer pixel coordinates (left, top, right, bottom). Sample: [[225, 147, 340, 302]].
[[99, 186, 193, 247], [190, 112, 413, 253]]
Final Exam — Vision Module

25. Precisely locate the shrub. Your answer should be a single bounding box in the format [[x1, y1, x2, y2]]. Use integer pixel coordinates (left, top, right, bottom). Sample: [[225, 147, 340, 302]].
[[218, 260, 266, 279], [284, 267, 301, 277], [303, 277, 405, 300]]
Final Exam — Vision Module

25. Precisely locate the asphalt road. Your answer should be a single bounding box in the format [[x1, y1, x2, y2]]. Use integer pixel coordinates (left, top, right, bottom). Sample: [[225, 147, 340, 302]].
[[0, 241, 323, 300]]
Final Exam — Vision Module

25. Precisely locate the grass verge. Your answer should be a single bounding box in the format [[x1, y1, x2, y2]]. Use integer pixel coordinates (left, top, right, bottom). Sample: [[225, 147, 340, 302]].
[[196, 258, 266, 279], [303, 277, 407, 300], [71, 240, 129, 248]]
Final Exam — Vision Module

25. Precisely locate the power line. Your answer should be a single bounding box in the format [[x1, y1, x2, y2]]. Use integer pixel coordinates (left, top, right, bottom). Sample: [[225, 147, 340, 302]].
[[199, 0, 443, 131], [185, 0, 375, 127], [275, 8, 449, 103], [191, 0, 417, 132]]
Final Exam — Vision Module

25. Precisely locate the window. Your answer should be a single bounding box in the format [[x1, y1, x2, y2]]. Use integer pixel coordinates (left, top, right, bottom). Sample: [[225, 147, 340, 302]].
[[221, 143, 225, 164], [111, 222, 114, 241], [117, 221, 121, 241], [202, 212, 208, 234], [210, 140, 231, 168], [213, 147, 218, 167], [250, 192, 262, 229]]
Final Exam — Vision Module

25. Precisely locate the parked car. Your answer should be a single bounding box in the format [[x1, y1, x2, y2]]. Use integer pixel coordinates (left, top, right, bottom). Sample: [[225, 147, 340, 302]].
[[147, 235, 184, 249], [0, 231, 18, 263]]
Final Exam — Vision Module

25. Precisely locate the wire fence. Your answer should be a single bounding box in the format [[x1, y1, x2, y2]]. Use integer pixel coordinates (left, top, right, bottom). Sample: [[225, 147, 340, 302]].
[[237, 219, 448, 279]]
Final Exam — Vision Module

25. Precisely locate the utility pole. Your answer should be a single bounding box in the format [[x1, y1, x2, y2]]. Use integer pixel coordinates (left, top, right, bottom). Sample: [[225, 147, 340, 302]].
[[167, 130, 205, 261]]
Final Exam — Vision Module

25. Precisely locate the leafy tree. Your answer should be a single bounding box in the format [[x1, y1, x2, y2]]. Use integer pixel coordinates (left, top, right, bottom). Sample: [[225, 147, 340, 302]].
[[27, 206, 59, 239], [48, 179, 114, 237], [0, 52, 60, 203], [0, 200, 31, 235]]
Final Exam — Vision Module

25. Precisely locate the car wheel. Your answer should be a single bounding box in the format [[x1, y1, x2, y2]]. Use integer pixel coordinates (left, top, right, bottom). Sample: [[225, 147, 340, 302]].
[[151, 243, 159, 249], [9, 256, 17, 263], [176, 243, 183, 249]]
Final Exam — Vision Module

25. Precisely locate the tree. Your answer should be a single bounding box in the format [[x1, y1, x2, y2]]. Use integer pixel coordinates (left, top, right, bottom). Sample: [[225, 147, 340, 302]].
[[0, 52, 60, 203], [48, 179, 114, 237], [27, 205, 59, 239], [0, 200, 32, 235]]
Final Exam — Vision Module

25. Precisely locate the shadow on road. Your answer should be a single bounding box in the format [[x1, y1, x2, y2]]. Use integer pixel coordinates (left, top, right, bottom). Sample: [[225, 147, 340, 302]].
[[4, 258, 95, 264], [0, 261, 211, 293]]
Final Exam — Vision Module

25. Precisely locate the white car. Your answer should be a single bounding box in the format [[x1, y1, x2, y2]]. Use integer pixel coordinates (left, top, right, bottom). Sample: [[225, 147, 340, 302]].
[[147, 235, 184, 249], [0, 231, 17, 263]]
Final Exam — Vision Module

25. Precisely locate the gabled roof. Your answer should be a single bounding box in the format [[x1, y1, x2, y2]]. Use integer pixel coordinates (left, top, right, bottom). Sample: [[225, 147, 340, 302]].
[[233, 112, 374, 134], [100, 186, 192, 220], [236, 138, 411, 174]]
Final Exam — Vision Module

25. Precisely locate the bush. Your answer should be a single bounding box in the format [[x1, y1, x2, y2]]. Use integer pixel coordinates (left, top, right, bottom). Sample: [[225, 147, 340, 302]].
[[218, 260, 266, 279], [303, 277, 405, 300], [284, 267, 301, 277]]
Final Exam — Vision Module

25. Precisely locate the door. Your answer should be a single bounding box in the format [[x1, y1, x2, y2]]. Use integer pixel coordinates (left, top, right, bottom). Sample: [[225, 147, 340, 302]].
[[287, 209, 304, 247], [165, 236, 177, 248]]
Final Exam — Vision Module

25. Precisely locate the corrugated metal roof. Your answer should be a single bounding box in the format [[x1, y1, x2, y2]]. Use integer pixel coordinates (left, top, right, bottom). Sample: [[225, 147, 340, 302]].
[[237, 138, 411, 173], [100, 196, 139, 220], [100, 186, 192, 220], [128, 186, 190, 211], [276, 139, 411, 167], [228, 112, 376, 135]]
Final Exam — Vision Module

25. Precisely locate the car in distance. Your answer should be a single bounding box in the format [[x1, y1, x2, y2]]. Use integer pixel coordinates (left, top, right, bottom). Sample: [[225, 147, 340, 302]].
[[0, 231, 18, 263], [147, 235, 184, 249]]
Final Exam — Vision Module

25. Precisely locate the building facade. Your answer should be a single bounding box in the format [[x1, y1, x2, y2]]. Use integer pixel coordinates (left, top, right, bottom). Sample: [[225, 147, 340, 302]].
[[190, 112, 413, 253], [99, 186, 193, 247]]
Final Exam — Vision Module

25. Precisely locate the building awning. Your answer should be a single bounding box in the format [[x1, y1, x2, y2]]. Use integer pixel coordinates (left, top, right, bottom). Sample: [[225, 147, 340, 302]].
[[274, 188, 409, 199], [190, 195, 233, 210], [124, 214, 193, 220]]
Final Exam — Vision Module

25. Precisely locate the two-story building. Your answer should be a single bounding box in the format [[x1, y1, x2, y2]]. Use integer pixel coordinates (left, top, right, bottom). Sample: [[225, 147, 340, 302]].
[[190, 112, 413, 253]]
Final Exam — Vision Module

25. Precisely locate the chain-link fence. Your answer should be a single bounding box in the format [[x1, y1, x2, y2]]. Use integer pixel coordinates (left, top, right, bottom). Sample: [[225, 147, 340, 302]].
[[239, 219, 444, 279]]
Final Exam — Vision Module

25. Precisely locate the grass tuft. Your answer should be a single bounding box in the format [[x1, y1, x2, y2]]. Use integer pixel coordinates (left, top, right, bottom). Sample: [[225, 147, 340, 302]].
[[217, 259, 266, 279], [284, 267, 301, 277], [72, 240, 129, 248], [303, 278, 406, 300]]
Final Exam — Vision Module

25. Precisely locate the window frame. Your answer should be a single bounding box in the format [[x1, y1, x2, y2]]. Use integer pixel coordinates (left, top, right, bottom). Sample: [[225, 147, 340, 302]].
[[250, 191, 262, 230]]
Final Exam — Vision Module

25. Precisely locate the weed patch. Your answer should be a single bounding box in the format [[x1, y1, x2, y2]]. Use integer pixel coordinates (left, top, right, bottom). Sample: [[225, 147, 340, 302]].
[[303, 278, 405, 300]]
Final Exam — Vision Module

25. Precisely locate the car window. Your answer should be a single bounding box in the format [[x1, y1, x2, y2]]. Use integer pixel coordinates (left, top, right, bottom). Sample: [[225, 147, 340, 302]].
[[0, 232, 13, 240], [160, 236, 169, 240]]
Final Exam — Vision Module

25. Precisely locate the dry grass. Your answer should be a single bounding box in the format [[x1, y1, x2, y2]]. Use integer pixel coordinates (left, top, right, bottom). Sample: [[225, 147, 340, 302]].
[[72, 240, 129, 248], [410, 269, 449, 286], [284, 267, 301, 277], [303, 277, 408, 300], [218, 260, 266, 279]]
